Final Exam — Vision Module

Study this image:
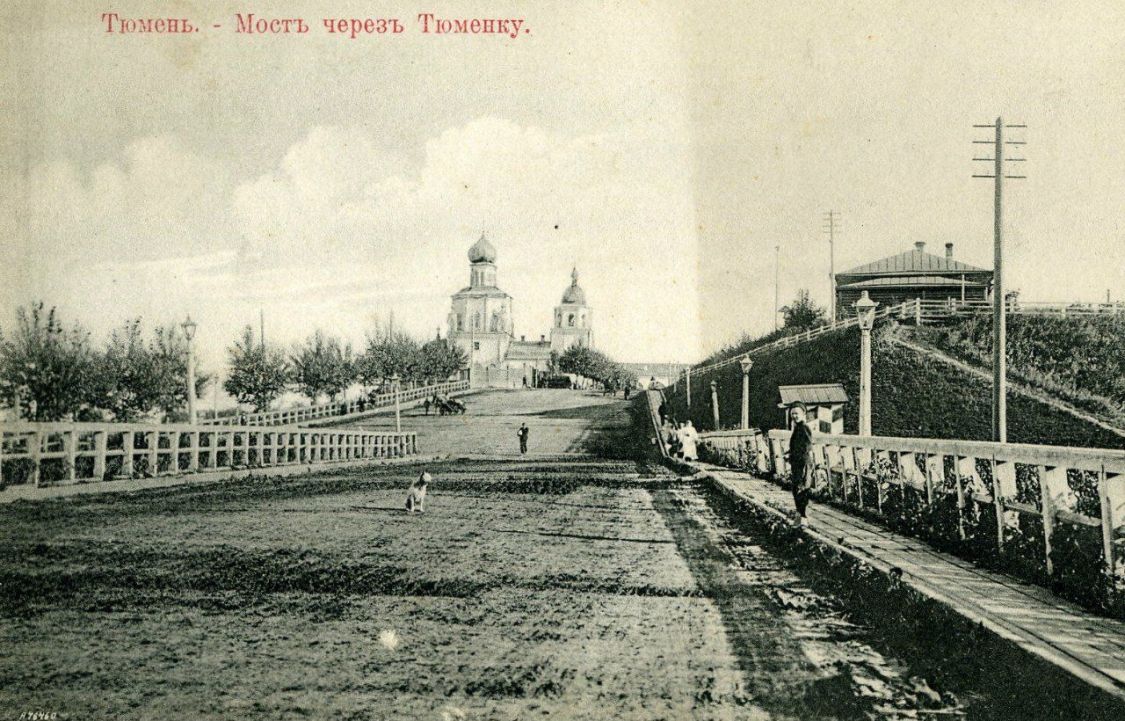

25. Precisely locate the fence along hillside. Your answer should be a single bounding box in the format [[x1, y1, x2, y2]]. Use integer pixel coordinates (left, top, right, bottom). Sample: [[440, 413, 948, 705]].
[[663, 323, 1125, 450], [692, 297, 1125, 380]]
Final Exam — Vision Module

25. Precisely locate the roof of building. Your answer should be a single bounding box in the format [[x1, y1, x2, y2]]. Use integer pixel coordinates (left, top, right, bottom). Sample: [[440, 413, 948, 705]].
[[452, 286, 510, 299], [506, 341, 553, 361], [778, 383, 849, 406], [838, 274, 991, 289], [838, 245, 989, 277], [560, 267, 587, 305], [468, 233, 497, 264]]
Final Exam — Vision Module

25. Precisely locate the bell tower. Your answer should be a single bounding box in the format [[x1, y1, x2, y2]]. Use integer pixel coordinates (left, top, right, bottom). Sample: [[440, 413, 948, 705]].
[[550, 267, 592, 353], [448, 234, 513, 367]]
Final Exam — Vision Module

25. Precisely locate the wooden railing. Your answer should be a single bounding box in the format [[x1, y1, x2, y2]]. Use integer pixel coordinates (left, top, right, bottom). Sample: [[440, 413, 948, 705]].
[[203, 380, 469, 427], [688, 297, 1125, 381], [687, 301, 916, 378], [697, 427, 1125, 588], [0, 422, 418, 488], [916, 298, 1125, 322]]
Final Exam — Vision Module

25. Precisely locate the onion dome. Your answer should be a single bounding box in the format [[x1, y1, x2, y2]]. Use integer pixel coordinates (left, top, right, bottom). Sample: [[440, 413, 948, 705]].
[[467, 233, 497, 264], [561, 267, 586, 304]]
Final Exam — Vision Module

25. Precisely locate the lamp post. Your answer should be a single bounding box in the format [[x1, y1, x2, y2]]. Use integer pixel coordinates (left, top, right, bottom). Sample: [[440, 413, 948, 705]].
[[392, 373, 401, 433], [854, 291, 878, 436], [710, 380, 720, 431], [739, 355, 753, 430], [181, 315, 198, 425]]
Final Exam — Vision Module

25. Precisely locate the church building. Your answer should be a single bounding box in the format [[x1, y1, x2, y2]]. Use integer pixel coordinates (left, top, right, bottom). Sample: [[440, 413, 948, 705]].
[[448, 234, 592, 387]]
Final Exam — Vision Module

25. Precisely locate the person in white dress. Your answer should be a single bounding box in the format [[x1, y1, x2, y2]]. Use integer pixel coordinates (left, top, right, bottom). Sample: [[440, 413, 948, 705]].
[[678, 420, 699, 462]]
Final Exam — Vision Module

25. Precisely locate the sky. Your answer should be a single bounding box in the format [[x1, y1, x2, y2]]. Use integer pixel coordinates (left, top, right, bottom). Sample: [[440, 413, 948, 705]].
[[2, 1, 1124, 381]]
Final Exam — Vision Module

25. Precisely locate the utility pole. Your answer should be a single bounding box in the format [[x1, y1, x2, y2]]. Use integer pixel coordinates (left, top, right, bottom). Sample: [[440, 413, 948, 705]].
[[973, 117, 1026, 443], [823, 210, 841, 320], [774, 242, 780, 332], [259, 309, 265, 350]]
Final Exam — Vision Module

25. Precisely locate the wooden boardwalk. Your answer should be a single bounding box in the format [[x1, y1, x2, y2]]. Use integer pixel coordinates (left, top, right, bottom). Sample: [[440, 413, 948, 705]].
[[698, 463, 1125, 703]]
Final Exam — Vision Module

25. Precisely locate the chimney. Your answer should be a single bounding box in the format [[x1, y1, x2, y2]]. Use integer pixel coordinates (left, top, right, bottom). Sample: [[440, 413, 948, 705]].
[[945, 242, 954, 259], [914, 241, 925, 252]]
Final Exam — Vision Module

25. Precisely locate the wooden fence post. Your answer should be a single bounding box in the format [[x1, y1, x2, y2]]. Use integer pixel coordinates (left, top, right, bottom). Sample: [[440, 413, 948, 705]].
[[121, 430, 134, 478], [1098, 465, 1117, 597], [29, 429, 41, 487], [146, 431, 158, 475], [1040, 464, 1063, 577], [65, 429, 78, 482], [93, 430, 107, 481], [188, 431, 200, 472]]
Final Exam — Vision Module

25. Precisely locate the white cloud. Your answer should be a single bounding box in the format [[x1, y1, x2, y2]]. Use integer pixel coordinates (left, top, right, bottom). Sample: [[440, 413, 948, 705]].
[[3, 118, 701, 375]]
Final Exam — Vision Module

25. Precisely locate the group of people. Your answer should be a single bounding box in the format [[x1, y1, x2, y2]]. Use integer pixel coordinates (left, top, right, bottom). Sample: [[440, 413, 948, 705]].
[[662, 418, 700, 461], [658, 400, 817, 528]]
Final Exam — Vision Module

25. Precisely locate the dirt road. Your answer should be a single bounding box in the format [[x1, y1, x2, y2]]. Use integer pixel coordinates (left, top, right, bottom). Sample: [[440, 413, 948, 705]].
[[0, 391, 1045, 719]]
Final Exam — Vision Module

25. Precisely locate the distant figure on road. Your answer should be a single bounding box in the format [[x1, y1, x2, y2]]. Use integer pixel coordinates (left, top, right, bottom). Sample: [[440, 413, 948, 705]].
[[787, 403, 815, 528], [517, 423, 530, 454], [423, 397, 431, 415], [658, 402, 667, 425], [678, 420, 699, 462]]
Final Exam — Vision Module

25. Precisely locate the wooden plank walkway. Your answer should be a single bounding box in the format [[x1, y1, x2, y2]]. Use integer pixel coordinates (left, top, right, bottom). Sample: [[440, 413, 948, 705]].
[[697, 462, 1125, 703]]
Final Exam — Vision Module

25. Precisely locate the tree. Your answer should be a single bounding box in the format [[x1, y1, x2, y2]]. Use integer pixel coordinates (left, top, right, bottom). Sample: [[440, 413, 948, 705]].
[[357, 329, 420, 387], [0, 303, 103, 422], [223, 326, 289, 411], [0, 303, 100, 421], [289, 331, 353, 403], [556, 345, 634, 390], [781, 289, 828, 332], [418, 338, 467, 382], [96, 319, 159, 421], [95, 320, 210, 421]]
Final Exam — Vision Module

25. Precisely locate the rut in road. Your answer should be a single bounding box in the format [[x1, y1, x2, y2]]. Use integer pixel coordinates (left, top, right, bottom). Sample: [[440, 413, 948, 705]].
[[653, 482, 966, 720]]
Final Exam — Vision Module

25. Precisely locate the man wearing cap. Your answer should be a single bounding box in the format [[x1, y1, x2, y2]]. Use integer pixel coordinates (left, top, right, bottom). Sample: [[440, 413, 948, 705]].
[[787, 403, 815, 527]]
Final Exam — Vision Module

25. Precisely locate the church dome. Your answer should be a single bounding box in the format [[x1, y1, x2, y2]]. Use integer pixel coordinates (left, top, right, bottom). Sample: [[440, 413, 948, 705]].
[[468, 233, 497, 264], [561, 267, 586, 304]]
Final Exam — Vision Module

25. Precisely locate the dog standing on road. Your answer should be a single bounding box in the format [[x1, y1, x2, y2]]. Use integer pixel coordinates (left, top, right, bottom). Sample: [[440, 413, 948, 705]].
[[405, 471, 431, 513]]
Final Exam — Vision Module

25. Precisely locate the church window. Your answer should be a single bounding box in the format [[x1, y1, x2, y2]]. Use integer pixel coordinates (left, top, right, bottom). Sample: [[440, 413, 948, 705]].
[[490, 312, 500, 332], [473, 312, 481, 330], [568, 314, 575, 327], [456, 314, 463, 331], [473, 341, 480, 350]]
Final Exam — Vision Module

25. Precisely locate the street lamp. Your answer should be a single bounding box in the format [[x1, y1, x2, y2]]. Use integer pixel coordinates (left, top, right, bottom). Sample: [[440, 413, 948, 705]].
[[181, 315, 198, 425], [854, 291, 878, 436], [739, 355, 753, 430], [391, 373, 401, 433], [710, 380, 720, 431]]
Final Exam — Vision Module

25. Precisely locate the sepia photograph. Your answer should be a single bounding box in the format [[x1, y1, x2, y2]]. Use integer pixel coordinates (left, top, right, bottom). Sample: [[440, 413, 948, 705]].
[[1, 1, 1124, 718]]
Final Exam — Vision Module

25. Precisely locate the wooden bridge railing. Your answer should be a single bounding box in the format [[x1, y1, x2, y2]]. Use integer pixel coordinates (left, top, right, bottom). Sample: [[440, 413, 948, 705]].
[[0, 422, 418, 488], [698, 427, 1125, 590], [202, 379, 469, 427]]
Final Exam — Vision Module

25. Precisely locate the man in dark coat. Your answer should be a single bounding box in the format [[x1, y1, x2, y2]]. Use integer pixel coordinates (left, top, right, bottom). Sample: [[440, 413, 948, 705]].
[[787, 403, 815, 527], [517, 422, 530, 454]]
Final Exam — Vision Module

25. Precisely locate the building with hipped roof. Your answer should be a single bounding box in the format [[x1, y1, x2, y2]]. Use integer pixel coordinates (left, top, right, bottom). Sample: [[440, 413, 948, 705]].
[[834, 242, 993, 318]]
